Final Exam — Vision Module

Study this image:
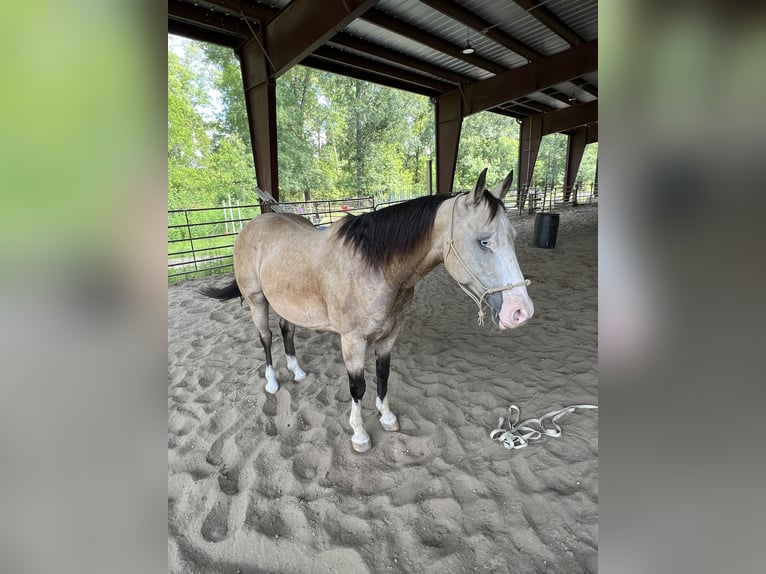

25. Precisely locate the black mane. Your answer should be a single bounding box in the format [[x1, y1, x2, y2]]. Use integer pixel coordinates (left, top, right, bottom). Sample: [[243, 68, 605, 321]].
[[336, 191, 503, 268]]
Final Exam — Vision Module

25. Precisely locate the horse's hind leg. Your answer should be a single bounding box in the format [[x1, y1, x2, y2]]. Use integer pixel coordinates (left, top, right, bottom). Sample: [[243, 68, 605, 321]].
[[246, 292, 279, 394], [341, 333, 371, 453], [279, 317, 306, 382]]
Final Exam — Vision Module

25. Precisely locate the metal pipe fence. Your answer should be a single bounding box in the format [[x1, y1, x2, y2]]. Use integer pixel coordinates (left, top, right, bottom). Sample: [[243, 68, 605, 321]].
[[168, 196, 374, 282], [167, 185, 596, 283]]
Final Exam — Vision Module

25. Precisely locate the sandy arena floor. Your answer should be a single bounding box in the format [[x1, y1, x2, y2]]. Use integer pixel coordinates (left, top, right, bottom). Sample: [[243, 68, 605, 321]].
[[168, 205, 598, 574]]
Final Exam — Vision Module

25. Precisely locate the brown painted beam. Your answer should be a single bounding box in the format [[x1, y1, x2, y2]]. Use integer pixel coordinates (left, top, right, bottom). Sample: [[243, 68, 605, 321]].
[[302, 55, 440, 97], [512, 0, 583, 47], [239, 37, 279, 203], [490, 106, 528, 120], [168, 0, 251, 39], [329, 34, 471, 86], [538, 100, 597, 136], [564, 122, 598, 144], [586, 123, 598, 144], [418, 0, 541, 62], [541, 87, 578, 105], [571, 77, 598, 97], [563, 126, 589, 202], [168, 19, 242, 48], [435, 90, 463, 195], [312, 46, 454, 93], [498, 102, 540, 118], [190, 0, 277, 23], [516, 97, 558, 113], [517, 115, 543, 211], [452, 40, 597, 116], [265, 0, 377, 77], [362, 8, 506, 75]]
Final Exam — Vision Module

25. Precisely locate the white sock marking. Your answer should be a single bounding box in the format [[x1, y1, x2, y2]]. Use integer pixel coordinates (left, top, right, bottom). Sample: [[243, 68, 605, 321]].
[[264, 365, 279, 394], [286, 355, 307, 382], [349, 400, 369, 446], [376, 396, 398, 426]]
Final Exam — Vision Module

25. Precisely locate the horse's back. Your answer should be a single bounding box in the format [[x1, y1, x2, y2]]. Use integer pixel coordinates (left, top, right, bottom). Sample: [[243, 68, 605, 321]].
[[247, 212, 316, 235], [235, 213, 323, 274]]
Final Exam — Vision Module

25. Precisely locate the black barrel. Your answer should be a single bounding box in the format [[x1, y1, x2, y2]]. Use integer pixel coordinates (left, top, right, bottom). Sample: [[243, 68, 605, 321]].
[[533, 212, 559, 248]]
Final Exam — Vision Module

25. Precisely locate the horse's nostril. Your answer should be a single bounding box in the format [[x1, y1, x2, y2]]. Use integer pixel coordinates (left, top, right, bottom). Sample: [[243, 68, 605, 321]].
[[513, 307, 528, 324]]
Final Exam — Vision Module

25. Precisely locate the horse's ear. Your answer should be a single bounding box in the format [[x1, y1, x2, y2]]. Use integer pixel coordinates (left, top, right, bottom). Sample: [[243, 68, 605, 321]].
[[490, 170, 514, 202], [470, 168, 489, 205]]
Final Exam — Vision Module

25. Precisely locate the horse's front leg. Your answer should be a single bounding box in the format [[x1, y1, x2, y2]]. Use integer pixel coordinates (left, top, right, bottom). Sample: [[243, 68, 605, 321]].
[[374, 329, 401, 432], [375, 352, 400, 431], [340, 334, 371, 453]]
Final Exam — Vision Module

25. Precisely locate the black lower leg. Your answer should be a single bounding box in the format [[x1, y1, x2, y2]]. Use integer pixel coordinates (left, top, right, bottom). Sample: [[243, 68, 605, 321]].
[[279, 318, 296, 357], [348, 371, 366, 403], [375, 354, 390, 401], [259, 332, 273, 366]]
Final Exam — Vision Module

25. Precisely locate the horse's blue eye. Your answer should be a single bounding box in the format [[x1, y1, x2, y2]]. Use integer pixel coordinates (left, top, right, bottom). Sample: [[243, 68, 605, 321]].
[[479, 239, 490, 249]]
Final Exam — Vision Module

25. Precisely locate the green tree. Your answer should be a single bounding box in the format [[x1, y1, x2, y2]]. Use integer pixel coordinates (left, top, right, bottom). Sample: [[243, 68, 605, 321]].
[[277, 67, 340, 201], [535, 133, 568, 188], [577, 143, 599, 190], [168, 49, 212, 209], [455, 112, 520, 192], [200, 43, 250, 144]]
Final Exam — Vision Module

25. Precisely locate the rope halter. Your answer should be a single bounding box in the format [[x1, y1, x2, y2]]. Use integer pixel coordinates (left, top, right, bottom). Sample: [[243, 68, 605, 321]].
[[443, 194, 531, 326]]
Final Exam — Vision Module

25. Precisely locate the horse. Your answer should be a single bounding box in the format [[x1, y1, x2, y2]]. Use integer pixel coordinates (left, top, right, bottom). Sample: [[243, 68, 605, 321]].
[[202, 168, 534, 453]]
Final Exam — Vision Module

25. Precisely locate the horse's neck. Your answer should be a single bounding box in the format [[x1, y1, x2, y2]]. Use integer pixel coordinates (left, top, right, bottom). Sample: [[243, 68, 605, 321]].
[[382, 197, 453, 290]]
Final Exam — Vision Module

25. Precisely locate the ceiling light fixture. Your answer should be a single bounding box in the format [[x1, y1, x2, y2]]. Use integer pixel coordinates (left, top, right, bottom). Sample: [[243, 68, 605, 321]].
[[461, 26, 474, 55]]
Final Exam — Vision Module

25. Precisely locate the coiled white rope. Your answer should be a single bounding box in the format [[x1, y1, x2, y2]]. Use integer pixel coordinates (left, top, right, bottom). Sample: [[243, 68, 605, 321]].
[[490, 404, 598, 450]]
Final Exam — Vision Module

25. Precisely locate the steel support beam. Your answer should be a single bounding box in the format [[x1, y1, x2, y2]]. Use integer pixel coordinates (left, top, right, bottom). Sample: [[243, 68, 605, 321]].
[[329, 34, 471, 86], [265, 0, 377, 77], [362, 8, 506, 75], [168, 18, 241, 48], [512, 0, 583, 47], [435, 90, 463, 195], [571, 77, 598, 97], [563, 126, 589, 203], [191, 0, 277, 23], [564, 123, 598, 203], [538, 100, 597, 136], [302, 55, 440, 97], [517, 102, 597, 209], [239, 36, 279, 204], [168, 0, 252, 39], [444, 40, 597, 117], [518, 115, 543, 212], [312, 46, 454, 93], [418, 0, 541, 62], [235, 0, 377, 205]]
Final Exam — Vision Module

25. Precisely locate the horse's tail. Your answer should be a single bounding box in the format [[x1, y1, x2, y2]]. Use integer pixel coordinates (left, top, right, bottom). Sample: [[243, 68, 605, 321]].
[[199, 278, 241, 301]]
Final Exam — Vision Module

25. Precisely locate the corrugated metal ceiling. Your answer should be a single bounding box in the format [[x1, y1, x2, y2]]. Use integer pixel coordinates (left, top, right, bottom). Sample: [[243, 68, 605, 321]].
[[169, 0, 598, 122]]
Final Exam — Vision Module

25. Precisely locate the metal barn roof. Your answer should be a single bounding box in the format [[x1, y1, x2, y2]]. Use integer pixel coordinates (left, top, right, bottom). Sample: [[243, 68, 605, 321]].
[[168, 0, 598, 124]]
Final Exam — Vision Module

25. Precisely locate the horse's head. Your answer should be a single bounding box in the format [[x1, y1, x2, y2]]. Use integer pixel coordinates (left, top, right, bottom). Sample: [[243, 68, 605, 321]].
[[443, 168, 534, 330]]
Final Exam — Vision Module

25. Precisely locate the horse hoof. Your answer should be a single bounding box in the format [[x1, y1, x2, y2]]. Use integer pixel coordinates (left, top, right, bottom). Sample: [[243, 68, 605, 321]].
[[351, 438, 371, 453], [380, 419, 400, 432], [264, 381, 279, 394], [293, 370, 307, 382]]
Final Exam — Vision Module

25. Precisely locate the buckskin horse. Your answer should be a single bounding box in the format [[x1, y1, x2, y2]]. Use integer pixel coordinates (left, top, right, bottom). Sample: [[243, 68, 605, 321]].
[[203, 169, 533, 452]]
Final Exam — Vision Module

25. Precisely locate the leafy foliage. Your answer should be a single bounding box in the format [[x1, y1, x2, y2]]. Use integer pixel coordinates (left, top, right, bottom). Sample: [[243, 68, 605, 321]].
[[168, 35, 598, 210]]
